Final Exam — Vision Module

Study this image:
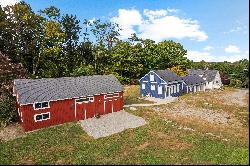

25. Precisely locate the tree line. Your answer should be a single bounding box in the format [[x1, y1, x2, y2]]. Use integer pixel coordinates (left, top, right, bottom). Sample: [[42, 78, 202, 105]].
[[0, 1, 248, 86]]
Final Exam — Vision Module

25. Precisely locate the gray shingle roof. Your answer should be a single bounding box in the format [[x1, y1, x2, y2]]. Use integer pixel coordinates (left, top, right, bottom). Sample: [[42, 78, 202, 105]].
[[14, 75, 123, 105], [153, 69, 182, 82], [187, 69, 218, 82], [181, 75, 205, 85]]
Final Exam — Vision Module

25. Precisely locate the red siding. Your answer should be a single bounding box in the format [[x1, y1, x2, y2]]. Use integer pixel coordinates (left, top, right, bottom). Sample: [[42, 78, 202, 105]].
[[17, 92, 124, 132]]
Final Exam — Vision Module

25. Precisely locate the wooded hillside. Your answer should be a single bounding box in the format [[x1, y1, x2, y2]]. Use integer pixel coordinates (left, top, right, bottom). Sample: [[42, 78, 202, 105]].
[[0, 1, 248, 87]]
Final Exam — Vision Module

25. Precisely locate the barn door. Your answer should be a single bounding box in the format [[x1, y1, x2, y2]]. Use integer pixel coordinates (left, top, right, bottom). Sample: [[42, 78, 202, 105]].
[[104, 93, 115, 114], [75, 97, 95, 120]]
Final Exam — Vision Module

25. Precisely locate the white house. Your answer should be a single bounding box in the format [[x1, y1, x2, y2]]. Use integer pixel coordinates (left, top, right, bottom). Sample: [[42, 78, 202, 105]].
[[187, 69, 222, 90]]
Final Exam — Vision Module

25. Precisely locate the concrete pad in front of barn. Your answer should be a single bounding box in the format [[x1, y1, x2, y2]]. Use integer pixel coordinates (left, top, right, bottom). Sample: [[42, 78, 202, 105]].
[[80, 110, 146, 139]]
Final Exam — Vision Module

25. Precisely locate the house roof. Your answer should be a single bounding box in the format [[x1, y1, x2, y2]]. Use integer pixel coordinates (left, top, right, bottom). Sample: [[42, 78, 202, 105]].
[[14, 74, 123, 105], [187, 69, 218, 82], [153, 69, 182, 82], [181, 75, 205, 85]]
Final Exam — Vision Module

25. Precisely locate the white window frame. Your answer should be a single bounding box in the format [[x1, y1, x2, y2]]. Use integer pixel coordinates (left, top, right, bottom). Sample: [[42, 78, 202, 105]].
[[88, 96, 94, 102], [107, 93, 114, 98], [158, 85, 162, 94], [173, 85, 176, 93], [76, 96, 94, 103], [114, 93, 119, 97], [151, 84, 155, 90], [177, 84, 179, 92], [34, 112, 50, 122], [33, 101, 50, 110], [150, 74, 154, 81], [142, 83, 145, 90]]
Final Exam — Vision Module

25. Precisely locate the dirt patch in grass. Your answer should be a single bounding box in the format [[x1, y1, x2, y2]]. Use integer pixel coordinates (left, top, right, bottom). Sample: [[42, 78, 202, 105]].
[[153, 103, 248, 146], [47, 145, 75, 153], [0, 123, 25, 142], [137, 142, 150, 151], [17, 156, 35, 165], [150, 131, 193, 151]]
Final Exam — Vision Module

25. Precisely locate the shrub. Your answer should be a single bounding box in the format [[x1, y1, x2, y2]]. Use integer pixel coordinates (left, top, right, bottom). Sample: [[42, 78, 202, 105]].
[[0, 91, 18, 127], [229, 79, 242, 88]]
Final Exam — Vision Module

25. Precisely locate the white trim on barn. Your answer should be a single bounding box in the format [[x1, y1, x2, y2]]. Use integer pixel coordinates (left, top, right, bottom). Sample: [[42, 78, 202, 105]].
[[34, 112, 51, 122]]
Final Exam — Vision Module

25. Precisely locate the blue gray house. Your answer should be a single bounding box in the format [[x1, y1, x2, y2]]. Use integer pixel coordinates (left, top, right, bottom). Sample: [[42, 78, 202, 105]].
[[182, 75, 206, 93], [139, 69, 184, 99]]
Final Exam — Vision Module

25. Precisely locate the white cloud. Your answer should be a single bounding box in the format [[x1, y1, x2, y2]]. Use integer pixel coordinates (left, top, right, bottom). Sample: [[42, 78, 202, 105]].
[[111, 9, 208, 42], [144, 9, 167, 20], [225, 45, 241, 53], [223, 20, 248, 34], [111, 9, 142, 39], [0, 0, 19, 7], [186, 50, 249, 62], [167, 8, 179, 13], [186, 51, 215, 62], [203, 46, 214, 51]]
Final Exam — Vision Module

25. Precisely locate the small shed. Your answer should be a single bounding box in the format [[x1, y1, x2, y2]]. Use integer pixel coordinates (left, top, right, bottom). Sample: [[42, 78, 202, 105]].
[[139, 69, 184, 99], [182, 75, 206, 93], [13, 75, 123, 132]]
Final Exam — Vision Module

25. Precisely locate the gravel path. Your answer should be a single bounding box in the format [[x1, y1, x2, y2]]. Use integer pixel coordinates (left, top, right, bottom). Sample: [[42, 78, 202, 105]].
[[80, 110, 146, 139], [221, 89, 248, 107], [124, 97, 177, 107], [154, 103, 234, 125]]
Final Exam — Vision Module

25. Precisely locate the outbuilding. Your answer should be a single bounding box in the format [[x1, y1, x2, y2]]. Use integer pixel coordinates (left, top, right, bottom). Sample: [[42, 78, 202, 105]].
[[182, 75, 206, 93], [187, 69, 222, 90], [139, 69, 184, 99], [13, 75, 123, 132]]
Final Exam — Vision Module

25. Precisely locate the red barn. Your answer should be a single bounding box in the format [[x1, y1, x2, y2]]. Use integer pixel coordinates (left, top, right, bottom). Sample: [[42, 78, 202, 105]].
[[13, 75, 124, 132]]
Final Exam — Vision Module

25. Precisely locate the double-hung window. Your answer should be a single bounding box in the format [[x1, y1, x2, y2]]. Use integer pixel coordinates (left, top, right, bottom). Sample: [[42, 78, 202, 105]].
[[158, 85, 162, 94], [76, 96, 94, 103], [142, 83, 145, 89], [34, 112, 50, 122], [34, 101, 49, 110], [150, 74, 154, 81], [151, 84, 155, 90]]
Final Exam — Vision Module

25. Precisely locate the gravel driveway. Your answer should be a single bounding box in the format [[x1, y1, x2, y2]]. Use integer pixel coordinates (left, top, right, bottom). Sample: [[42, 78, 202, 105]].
[[80, 110, 146, 139], [221, 89, 248, 107]]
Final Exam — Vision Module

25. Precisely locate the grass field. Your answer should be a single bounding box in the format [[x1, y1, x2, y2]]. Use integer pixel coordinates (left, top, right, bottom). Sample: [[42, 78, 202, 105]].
[[0, 86, 249, 165]]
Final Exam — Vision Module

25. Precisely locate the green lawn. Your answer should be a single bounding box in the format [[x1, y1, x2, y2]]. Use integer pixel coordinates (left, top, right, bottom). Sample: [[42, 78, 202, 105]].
[[0, 86, 248, 165], [124, 85, 154, 105]]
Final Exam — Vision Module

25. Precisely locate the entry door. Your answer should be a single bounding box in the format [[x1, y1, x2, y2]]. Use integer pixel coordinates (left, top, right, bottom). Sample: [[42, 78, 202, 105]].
[[76, 101, 86, 120]]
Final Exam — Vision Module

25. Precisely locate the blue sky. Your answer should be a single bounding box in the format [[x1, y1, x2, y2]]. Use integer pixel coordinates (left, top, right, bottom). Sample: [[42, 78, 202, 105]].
[[1, 0, 249, 62]]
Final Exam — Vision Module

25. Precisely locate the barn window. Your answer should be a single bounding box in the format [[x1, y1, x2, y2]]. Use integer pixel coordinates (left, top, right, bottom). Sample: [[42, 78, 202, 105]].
[[151, 84, 155, 90], [34, 101, 49, 110], [35, 115, 43, 121], [43, 113, 50, 120], [42, 102, 49, 108], [107, 93, 113, 98], [34, 112, 50, 122], [150, 74, 154, 81], [114, 93, 119, 97], [76, 97, 94, 103], [88, 96, 94, 102], [35, 103, 42, 109], [142, 83, 145, 89]]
